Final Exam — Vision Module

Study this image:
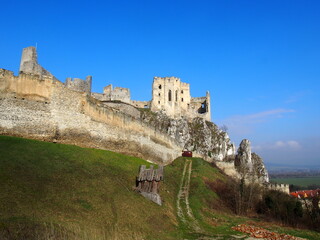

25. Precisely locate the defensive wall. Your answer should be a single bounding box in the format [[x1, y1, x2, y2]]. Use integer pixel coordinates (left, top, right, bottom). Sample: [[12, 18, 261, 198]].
[[0, 47, 186, 164], [268, 183, 290, 194]]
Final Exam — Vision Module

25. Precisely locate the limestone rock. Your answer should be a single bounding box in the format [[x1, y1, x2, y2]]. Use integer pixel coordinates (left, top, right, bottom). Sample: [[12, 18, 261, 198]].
[[251, 153, 269, 183], [140, 110, 235, 161], [235, 139, 252, 171], [235, 139, 269, 184]]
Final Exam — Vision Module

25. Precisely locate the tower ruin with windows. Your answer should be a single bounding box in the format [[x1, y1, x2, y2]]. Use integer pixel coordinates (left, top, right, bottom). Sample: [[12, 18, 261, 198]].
[[150, 77, 211, 121]]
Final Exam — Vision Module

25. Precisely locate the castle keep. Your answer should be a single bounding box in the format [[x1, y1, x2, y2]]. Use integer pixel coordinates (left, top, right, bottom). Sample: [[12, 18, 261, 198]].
[[150, 77, 211, 121]]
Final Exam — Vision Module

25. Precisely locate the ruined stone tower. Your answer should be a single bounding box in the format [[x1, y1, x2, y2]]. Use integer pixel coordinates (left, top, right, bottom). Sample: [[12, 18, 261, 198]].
[[150, 77, 211, 121], [19, 46, 55, 79], [65, 76, 92, 93]]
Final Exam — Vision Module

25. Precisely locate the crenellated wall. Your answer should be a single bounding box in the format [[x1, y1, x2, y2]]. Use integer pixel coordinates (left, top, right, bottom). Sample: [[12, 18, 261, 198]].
[[268, 183, 290, 194]]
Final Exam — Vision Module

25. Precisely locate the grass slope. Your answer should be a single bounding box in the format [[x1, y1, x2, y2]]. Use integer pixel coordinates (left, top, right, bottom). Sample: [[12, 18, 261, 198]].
[[1, 135, 319, 240]]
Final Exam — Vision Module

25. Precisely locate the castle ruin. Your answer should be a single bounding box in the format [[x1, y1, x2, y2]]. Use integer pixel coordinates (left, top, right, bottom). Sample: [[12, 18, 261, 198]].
[[20, 46, 56, 80], [65, 76, 92, 94], [0, 47, 273, 187], [92, 84, 131, 104], [19, 46, 211, 121], [90, 76, 211, 121], [90, 77, 210, 121], [0, 46, 214, 163], [150, 77, 211, 121]]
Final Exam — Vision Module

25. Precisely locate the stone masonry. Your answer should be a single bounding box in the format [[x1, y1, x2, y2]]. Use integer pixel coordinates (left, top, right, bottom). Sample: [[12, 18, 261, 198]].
[[92, 84, 130, 103], [150, 77, 211, 121], [65, 76, 92, 93], [19, 46, 56, 80]]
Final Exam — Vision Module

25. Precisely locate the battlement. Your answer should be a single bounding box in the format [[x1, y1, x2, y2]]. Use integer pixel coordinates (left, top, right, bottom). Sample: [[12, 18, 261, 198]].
[[65, 76, 92, 93], [154, 76, 180, 82], [268, 183, 290, 194]]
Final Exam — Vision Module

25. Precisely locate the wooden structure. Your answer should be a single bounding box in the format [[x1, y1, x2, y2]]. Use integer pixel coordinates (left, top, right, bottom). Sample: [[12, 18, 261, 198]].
[[136, 165, 164, 205]]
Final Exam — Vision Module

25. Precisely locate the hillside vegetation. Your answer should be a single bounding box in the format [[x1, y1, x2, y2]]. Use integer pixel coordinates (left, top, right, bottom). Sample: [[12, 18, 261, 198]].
[[1, 136, 319, 240]]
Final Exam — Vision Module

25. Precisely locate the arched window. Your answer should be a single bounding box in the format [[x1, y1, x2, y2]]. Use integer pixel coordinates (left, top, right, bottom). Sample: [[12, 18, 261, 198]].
[[168, 90, 172, 101], [175, 90, 178, 101], [159, 85, 162, 89]]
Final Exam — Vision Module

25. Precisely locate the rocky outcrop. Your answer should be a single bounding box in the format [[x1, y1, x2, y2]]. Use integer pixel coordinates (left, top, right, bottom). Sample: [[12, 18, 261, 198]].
[[140, 111, 270, 184], [251, 153, 269, 183], [235, 139, 253, 171], [235, 139, 269, 184], [140, 110, 235, 162]]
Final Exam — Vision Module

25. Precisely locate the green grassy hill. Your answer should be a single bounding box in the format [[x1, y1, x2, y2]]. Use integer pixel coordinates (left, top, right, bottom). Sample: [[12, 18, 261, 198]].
[[1, 135, 319, 240]]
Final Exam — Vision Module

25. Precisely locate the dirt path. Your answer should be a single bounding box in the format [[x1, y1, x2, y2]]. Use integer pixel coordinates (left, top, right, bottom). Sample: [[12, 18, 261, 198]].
[[177, 159, 201, 232]]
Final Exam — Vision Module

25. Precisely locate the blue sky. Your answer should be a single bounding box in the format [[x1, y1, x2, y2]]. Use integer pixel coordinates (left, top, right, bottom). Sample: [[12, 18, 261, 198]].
[[1, 0, 319, 166]]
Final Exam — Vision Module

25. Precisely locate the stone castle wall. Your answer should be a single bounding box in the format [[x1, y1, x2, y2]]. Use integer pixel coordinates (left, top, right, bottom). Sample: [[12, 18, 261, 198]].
[[100, 101, 141, 119], [131, 100, 151, 109], [268, 183, 290, 194], [0, 68, 181, 164], [92, 84, 131, 103]]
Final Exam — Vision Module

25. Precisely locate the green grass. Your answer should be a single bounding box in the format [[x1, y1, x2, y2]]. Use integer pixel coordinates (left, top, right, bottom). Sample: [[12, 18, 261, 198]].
[[0, 135, 179, 239], [270, 176, 320, 187], [1, 135, 320, 239]]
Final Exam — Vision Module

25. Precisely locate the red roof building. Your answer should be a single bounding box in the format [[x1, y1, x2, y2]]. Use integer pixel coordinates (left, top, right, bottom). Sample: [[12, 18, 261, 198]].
[[290, 189, 320, 199]]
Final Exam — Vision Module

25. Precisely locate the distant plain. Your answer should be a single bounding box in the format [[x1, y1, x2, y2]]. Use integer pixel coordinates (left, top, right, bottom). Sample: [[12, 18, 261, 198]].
[[270, 176, 320, 188]]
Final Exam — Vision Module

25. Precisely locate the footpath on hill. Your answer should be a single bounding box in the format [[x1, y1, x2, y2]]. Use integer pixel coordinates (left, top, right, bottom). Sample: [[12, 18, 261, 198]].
[[175, 158, 310, 240], [177, 159, 201, 233]]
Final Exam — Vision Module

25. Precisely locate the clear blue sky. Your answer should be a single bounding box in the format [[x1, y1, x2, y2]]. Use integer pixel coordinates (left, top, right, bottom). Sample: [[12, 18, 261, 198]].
[[1, 0, 319, 166]]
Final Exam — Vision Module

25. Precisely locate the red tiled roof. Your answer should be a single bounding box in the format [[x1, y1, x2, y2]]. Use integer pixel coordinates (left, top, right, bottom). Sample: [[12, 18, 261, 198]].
[[290, 189, 320, 199]]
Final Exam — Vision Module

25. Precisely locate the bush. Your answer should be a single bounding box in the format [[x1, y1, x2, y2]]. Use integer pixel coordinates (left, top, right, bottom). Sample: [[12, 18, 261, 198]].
[[257, 190, 304, 227], [206, 178, 262, 215]]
